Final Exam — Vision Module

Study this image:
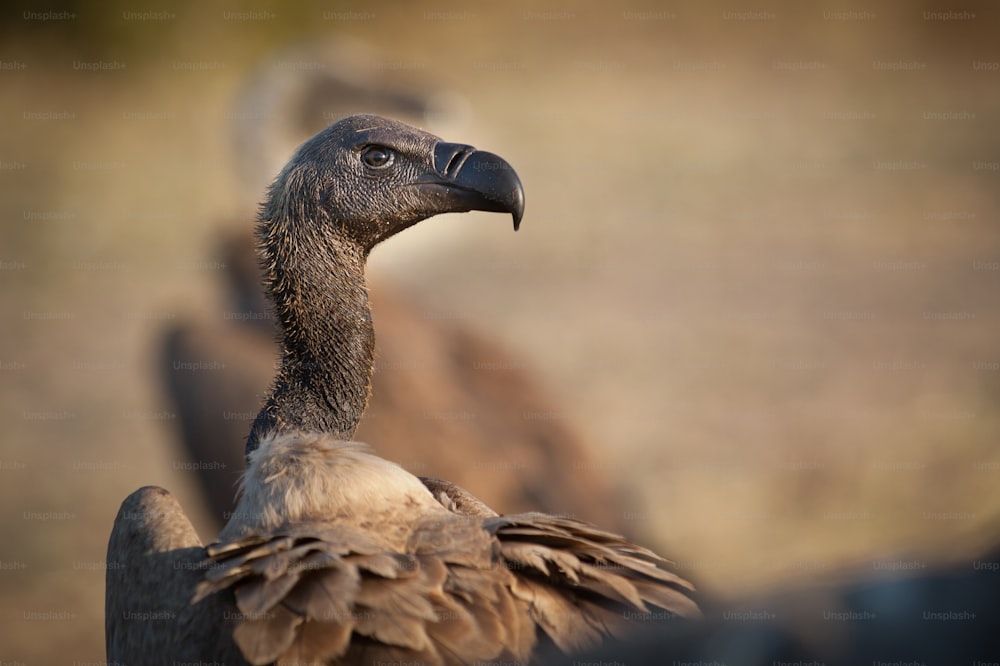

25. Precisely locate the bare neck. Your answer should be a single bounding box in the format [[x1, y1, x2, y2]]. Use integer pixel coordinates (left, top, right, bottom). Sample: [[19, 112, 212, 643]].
[[246, 214, 374, 455]]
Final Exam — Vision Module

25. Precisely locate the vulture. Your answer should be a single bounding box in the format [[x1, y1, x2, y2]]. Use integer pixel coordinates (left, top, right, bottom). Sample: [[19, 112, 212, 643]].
[[107, 114, 701, 664], [162, 40, 626, 532]]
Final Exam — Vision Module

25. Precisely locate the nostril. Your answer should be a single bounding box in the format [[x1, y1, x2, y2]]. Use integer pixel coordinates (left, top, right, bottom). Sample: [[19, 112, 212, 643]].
[[443, 149, 465, 175], [434, 142, 475, 176]]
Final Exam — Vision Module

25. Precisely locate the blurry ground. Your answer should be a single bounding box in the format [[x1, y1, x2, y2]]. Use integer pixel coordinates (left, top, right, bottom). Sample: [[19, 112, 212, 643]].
[[2, 0, 1000, 662]]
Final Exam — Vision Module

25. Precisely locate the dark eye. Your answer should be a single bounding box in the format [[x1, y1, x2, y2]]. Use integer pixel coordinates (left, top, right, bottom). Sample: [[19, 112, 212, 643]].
[[361, 145, 394, 169]]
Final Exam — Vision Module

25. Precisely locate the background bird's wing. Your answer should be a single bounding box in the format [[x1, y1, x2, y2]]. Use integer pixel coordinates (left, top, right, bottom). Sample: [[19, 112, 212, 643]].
[[105, 486, 248, 665]]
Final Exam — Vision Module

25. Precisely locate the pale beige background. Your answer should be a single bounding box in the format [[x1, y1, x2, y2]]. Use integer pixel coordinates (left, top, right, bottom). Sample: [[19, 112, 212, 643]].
[[1, 1, 998, 661]]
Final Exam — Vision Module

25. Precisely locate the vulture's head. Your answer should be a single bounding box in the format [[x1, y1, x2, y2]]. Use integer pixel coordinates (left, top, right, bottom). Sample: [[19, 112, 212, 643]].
[[260, 113, 524, 253]]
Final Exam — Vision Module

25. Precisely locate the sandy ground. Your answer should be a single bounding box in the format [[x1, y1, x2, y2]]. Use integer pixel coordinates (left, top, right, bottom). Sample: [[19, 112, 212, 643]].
[[2, 0, 999, 662]]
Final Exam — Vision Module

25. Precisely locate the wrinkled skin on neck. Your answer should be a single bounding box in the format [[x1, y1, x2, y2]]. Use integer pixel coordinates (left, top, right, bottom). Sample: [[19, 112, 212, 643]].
[[246, 168, 374, 455]]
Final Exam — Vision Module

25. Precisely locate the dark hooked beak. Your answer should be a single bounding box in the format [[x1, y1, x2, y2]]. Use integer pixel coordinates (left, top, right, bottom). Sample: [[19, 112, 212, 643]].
[[420, 141, 525, 230]]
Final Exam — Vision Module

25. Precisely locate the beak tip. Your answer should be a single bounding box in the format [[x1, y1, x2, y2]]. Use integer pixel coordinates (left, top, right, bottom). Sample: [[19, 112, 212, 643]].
[[510, 182, 525, 231]]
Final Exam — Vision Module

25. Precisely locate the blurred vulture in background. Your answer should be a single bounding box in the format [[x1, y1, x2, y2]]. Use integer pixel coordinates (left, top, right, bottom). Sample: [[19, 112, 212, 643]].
[[159, 39, 626, 533]]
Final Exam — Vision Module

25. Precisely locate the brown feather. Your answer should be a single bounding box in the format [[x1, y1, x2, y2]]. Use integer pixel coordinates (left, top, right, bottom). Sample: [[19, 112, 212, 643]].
[[282, 567, 359, 621], [191, 435, 700, 663], [233, 602, 303, 664], [280, 618, 353, 665]]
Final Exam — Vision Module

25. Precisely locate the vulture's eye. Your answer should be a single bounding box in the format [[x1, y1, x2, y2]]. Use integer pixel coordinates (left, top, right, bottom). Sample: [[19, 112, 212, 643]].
[[361, 145, 394, 169]]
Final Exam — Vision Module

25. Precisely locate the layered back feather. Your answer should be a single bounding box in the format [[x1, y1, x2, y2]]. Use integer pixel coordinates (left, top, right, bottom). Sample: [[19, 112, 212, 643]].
[[193, 432, 700, 665]]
